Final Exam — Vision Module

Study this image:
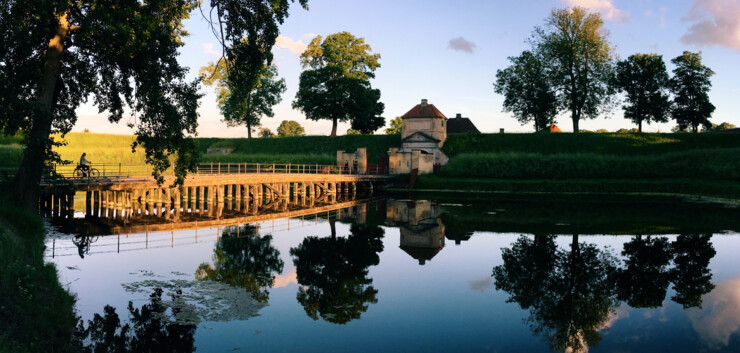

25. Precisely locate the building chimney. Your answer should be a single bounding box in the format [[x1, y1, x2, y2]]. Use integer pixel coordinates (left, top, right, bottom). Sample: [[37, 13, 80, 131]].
[[420, 99, 428, 107], [455, 113, 462, 119]]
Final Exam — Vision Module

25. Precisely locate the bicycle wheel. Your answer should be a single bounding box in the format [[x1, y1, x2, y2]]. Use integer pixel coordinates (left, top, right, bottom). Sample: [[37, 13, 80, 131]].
[[74, 169, 84, 178], [89, 169, 100, 178]]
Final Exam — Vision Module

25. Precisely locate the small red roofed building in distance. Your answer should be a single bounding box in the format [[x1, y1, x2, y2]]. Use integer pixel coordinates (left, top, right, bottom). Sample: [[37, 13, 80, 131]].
[[547, 124, 563, 133]]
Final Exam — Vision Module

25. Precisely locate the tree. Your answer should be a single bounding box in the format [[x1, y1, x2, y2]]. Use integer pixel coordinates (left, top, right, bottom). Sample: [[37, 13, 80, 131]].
[[0, 0, 308, 211], [346, 129, 361, 135], [615, 235, 672, 308], [293, 32, 384, 137], [670, 234, 716, 308], [200, 60, 286, 139], [670, 51, 715, 132], [494, 51, 558, 132], [196, 226, 284, 303], [706, 122, 737, 131], [534, 7, 616, 133], [259, 128, 274, 138], [277, 120, 306, 137], [385, 117, 402, 135], [613, 54, 671, 132], [289, 224, 384, 324]]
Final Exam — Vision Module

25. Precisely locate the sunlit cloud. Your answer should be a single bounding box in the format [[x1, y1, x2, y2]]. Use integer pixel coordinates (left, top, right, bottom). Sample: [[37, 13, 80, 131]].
[[681, 0, 740, 52], [448, 37, 477, 54], [202, 43, 221, 56], [275, 35, 308, 55], [688, 276, 740, 349], [273, 269, 297, 288], [563, 0, 631, 23], [469, 276, 492, 292]]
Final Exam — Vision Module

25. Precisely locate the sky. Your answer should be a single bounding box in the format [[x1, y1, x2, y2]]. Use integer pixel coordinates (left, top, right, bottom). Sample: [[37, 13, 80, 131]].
[[73, 0, 740, 136]]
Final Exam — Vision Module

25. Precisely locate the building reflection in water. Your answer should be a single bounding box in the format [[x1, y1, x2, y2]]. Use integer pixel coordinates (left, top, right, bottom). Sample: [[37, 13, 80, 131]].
[[386, 200, 446, 265]]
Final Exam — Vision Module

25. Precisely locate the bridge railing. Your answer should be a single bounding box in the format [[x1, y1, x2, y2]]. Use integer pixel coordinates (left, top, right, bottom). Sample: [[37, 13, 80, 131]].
[[14, 162, 389, 180]]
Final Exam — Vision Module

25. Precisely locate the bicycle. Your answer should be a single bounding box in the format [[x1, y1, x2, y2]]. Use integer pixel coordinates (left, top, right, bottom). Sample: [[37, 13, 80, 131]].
[[73, 165, 100, 178]]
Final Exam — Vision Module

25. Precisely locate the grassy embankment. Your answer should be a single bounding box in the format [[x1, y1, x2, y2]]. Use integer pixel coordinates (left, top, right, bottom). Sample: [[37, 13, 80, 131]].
[[0, 191, 78, 352]]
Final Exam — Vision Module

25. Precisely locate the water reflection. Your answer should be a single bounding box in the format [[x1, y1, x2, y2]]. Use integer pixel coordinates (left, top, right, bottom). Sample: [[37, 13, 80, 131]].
[[386, 200, 447, 265], [75, 288, 196, 353], [290, 223, 385, 324], [493, 233, 717, 352], [195, 225, 284, 303]]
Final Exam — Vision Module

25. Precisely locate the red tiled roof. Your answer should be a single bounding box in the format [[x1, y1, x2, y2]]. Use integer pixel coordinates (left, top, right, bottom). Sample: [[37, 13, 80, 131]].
[[547, 124, 563, 133], [401, 102, 447, 119]]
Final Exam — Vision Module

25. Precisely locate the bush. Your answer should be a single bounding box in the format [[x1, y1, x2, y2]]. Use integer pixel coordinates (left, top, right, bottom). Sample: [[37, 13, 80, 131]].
[[439, 148, 740, 180]]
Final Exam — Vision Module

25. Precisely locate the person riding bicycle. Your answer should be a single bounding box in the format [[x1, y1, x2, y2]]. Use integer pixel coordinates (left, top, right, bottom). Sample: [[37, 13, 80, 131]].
[[79, 153, 92, 177]]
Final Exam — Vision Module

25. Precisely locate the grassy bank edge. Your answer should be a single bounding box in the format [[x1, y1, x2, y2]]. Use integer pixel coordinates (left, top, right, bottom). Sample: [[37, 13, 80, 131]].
[[0, 198, 78, 352], [406, 176, 740, 202]]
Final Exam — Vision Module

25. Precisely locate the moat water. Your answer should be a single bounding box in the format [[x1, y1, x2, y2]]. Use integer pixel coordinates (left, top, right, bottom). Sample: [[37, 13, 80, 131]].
[[45, 194, 740, 352]]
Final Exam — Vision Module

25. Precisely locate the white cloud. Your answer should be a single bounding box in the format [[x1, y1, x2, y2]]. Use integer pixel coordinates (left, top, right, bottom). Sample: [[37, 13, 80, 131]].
[[448, 37, 477, 54], [688, 276, 740, 349], [681, 0, 740, 52], [469, 276, 492, 292], [274, 35, 308, 55], [202, 43, 221, 56], [564, 0, 631, 23]]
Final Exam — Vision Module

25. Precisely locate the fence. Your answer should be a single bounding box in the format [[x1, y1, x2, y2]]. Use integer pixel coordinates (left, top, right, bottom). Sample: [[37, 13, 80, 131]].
[[0, 162, 389, 180]]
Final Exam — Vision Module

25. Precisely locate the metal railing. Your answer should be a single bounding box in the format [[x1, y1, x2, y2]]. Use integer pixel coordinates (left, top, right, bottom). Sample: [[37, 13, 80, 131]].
[[0, 162, 389, 180]]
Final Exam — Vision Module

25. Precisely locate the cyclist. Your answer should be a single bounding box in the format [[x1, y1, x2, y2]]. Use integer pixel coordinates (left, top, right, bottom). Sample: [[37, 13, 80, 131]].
[[79, 153, 92, 177]]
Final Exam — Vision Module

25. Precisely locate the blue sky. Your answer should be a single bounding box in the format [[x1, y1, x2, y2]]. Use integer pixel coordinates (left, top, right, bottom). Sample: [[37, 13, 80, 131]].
[[74, 0, 740, 136]]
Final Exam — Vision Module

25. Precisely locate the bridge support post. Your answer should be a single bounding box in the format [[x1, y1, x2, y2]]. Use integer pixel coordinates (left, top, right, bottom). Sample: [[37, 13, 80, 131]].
[[85, 191, 92, 217], [173, 188, 181, 220]]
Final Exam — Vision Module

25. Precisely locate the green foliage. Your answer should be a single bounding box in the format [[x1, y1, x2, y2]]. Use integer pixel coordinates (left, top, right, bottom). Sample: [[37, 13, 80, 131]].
[[277, 120, 306, 137], [494, 51, 557, 131], [0, 205, 77, 352], [438, 148, 740, 180], [294, 32, 384, 136], [346, 129, 361, 135], [613, 54, 671, 132], [201, 153, 334, 165], [705, 122, 736, 132], [200, 61, 286, 138], [441, 132, 740, 157], [384, 117, 402, 135], [534, 7, 616, 132], [207, 134, 401, 163], [259, 128, 274, 138], [670, 51, 715, 132]]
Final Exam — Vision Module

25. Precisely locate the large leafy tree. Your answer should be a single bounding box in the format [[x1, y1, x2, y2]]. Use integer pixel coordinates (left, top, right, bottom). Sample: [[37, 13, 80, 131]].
[[0, 0, 307, 211], [494, 51, 558, 132], [384, 116, 402, 135], [289, 224, 384, 324], [293, 32, 384, 137], [613, 54, 671, 132], [615, 235, 672, 308], [276, 120, 305, 137], [534, 7, 616, 133], [669, 51, 715, 132], [200, 60, 286, 138]]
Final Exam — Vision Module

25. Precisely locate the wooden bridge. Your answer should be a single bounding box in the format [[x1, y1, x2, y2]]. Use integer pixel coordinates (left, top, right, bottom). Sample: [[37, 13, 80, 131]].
[[39, 162, 392, 220]]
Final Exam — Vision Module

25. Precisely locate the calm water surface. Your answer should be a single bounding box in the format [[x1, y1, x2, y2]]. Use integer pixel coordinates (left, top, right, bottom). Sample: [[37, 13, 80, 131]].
[[45, 196, 740, 352]]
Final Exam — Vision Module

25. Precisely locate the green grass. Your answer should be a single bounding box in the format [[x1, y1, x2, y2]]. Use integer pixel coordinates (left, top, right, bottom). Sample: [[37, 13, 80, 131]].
[[439, 148, 740, 180], [0, 200, 78, 352], [200, 153, 335, 165], [442, 132, 740, 157], [413, 176, 740, 199], [206, 134, 401, 163]]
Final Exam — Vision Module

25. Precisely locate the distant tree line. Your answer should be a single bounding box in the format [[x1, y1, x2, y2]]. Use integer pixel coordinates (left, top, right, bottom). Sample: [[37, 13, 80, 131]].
[[494, 7, 718, 133]]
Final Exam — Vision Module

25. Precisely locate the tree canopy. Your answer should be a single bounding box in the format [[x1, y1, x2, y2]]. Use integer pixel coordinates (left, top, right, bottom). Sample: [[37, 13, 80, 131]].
[[494, 51, 558, 132], [670, 51, 715, 132], [293, 32, 384, 137], [613, 54, 671, 132], [384, 117, 402, 135], [0, 0, 308, 210], [200, 60, 286, 138], [534, 7, 616, 132], [277, 120, 306, 137]]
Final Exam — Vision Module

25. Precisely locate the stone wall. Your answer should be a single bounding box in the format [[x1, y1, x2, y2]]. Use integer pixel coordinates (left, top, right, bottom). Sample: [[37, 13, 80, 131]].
[[388, 148, 434, 175], [336, 148, 367, 173]]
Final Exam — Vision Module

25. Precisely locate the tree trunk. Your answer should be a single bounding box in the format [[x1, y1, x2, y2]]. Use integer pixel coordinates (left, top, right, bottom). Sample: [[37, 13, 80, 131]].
[[330, 117, 338, 137], [572, 116, 580, 133], [15, 12, 71, 211], [247, 122, 252, 139], [329, 218, 336, 239], [638, 120, 643, 133]]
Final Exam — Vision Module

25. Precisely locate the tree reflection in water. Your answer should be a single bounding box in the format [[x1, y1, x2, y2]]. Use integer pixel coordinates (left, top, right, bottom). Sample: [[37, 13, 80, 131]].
[[290, 224, 384, 324], [196, 225, 284, 303], [493, 233, 717, 353], [75, 288, 196, 353]]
